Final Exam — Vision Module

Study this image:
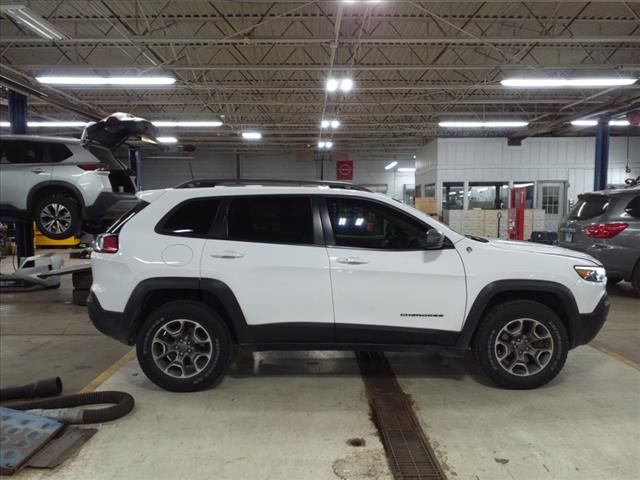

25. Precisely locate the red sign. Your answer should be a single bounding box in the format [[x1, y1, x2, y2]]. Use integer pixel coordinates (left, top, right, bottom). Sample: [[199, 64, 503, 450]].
[[336, 160, 353, 180]]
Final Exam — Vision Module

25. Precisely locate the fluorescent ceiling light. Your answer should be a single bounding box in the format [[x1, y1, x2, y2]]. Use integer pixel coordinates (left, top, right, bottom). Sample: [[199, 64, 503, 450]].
[[153, 120, 221, 128], [0, 121, 11, 127], [501, 78, 637, 88], [514, 183, 534, 188], [326, 77, 354, 93], [397, 167, 416, 173], [36, 76, 175, 86], [384, 161, 398, 170], [0, 5, 70, 40], [28, 121, 88, 128], [439, 121, 528, 128], [571, 119, 630, 127], [321, 119, 340, 129], [157, 136, 178, 144], [318, 141, 333, 149], [242, 131, 262, 140]]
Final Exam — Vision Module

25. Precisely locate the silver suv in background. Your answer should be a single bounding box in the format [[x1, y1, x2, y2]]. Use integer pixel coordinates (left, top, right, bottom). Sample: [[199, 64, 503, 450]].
[[558, 186, 640, 295], [0, 113, 156, 239]]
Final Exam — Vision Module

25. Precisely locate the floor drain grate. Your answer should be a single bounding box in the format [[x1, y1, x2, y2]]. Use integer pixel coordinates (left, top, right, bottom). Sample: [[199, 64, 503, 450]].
[[357, 351, 447, 480]]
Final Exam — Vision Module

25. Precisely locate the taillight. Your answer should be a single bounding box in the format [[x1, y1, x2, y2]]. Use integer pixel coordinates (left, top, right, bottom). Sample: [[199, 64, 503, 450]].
[[95, 233, 119, 253], [78, 162, 109, 171], [583, 222, 628, 239]]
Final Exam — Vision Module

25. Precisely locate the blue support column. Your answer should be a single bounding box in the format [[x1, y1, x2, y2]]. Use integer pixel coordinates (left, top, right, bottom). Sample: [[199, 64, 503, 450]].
[[594, 117, 610, 191], [128, 146, 142, 190], [8, 91, 35, 266]]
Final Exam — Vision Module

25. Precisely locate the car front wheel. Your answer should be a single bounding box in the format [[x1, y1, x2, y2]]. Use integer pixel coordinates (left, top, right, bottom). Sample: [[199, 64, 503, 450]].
[[136, 301, 232, 392], [473, 300, 569, 389], [34, 194, 81, 240]]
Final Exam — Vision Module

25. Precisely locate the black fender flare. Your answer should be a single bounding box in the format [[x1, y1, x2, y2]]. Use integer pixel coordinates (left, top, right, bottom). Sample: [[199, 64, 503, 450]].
[[27, 181, 86, 217], [122, 277, 249, 344], [455, 280, 581, 349]]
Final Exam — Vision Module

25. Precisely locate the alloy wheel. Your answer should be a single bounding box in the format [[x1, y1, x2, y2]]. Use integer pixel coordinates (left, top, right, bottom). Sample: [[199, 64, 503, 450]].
[[40, 203, 72, 234], [494, 318, 554, 376]]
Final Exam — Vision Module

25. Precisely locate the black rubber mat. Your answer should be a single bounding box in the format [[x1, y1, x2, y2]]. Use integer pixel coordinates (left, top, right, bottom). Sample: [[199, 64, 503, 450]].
[[357, 351, 447, 480]]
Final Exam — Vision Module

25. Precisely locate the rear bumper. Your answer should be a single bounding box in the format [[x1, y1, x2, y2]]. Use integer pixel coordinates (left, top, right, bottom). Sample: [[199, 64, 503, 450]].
[[87, 291, 134, 345], [571, 293, 610, 347], [85, 192, 137, 220]]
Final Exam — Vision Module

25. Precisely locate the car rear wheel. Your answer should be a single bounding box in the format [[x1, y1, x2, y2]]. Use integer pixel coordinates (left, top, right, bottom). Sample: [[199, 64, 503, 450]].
[[136, 301, 232, 392], [34, 194, 81, 240], [473, 300, 568, 389]]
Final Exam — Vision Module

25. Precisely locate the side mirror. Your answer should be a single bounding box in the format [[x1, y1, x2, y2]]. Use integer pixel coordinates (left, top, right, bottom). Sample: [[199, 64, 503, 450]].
[[425, 229, 445, 249]]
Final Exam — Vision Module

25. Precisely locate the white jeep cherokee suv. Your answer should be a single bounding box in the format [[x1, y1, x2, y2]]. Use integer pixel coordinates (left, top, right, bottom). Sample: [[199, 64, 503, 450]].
[[88, 180, 609, 392], [0, 113, 156, 239]]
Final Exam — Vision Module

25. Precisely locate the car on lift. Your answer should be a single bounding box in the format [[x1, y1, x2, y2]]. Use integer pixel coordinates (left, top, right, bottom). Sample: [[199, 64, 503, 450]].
[[87, 180, 610, 393], [0, 113, 157, 239], [557, 184, 640, 295]]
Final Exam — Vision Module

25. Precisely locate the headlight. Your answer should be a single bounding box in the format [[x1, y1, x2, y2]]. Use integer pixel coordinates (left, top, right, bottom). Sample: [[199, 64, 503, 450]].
[[574, 266, 606, 283]]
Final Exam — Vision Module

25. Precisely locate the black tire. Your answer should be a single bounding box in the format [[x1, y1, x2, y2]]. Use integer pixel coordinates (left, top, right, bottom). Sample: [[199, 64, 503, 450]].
[[136, 301, 232, 392], [607, 277, 622, 286], [472, 300, 568, 389], [34, 194, 81, 240], [72, 288, 89, 306], [72, 271, 93, 289], [632, 262, 640, 296]]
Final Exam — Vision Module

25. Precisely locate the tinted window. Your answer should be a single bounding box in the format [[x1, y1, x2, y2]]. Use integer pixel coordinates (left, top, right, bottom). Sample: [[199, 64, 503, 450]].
[[227, 196, 313, 245], [88, 145, 127, 169], [625, 196, 640, 218], [569, 195, 609, 220], [157, 198, 221, 237], [0, 140, 45, 164], [48, 143, 73, 162], [326, 197, 429, 250]]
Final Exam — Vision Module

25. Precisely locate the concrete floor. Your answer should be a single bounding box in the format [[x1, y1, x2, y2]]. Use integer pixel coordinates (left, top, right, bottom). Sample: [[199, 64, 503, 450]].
[[1, 250, 639, 479]]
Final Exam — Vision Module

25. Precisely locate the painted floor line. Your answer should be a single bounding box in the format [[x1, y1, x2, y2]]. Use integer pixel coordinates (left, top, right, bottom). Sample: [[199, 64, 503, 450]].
[[79, 349, 136, 393], [591, 345, 640, 371]]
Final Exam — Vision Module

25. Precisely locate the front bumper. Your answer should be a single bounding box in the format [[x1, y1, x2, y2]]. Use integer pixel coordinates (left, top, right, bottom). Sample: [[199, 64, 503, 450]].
[[85, 192, 137, 220], [571, 293, 610, 347], [87, 291, 134, 345]]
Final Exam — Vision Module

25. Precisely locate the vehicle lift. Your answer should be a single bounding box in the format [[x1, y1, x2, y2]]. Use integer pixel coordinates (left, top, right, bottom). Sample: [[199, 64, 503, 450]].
[[0, 91, 90, 292]]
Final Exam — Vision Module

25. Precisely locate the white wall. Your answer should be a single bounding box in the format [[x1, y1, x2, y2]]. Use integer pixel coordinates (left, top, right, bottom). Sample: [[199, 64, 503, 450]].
[[141, 150, 415, 200]]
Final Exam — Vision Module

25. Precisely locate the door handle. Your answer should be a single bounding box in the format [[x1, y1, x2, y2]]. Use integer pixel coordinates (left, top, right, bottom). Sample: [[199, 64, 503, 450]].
[[209, 251, 244, 259], [30, 167, 46, 174], [336, 256, 368, 265]]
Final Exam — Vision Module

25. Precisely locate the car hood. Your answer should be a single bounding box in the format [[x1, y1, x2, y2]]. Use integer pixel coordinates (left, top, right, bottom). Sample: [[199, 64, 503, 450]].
[[81, 112, 158, 150], [487, 238, 600, 265]]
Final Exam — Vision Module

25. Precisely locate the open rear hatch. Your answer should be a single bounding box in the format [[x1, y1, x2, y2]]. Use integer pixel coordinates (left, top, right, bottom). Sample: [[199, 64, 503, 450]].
[[81, 113, 159, 193]]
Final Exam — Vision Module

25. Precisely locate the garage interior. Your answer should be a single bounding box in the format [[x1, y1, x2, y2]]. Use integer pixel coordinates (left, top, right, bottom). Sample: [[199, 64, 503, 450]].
[[0, 1, 639, 479]]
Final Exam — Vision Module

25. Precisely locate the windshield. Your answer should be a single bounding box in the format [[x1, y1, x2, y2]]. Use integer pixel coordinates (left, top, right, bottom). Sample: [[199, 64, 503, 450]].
[[569, 195, 609, 220]]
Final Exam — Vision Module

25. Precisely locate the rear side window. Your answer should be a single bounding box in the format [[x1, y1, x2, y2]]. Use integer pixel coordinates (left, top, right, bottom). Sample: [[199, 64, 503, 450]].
[[48, 143, 73, 162], [156, 198, 221, 237], [0, 140, 45, 164], [107, 201, 149, 234], [227, 196, 314, 245], [569, 196, 609, 220], [625, 196, 640, 218]]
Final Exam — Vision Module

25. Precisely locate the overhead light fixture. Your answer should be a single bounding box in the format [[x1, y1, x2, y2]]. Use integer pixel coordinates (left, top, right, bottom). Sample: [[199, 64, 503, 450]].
[[439, 121, 529, 128], [0, 4, 70, 40], [513, 183, 534, 188], [397, 167, 416, 173], [326, 77, 354, 93], [318, 141, 333, 149], [571, 119, 631, 127], [412, 155, 417, 159], [384, 161, 398, 170], [242, 131, 262, 140], [0, 121, 11, 127], [28, 121, 88, 128], [320, 119, 340, 129], [36, 76, 176, 86], [501, 78, 637, 88], [157, 136, 178, 144], [153, 120, 221, 128]]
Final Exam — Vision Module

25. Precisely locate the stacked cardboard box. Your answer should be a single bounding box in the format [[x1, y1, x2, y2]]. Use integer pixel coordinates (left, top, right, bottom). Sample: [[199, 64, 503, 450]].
[[442, 209, 544, 239]]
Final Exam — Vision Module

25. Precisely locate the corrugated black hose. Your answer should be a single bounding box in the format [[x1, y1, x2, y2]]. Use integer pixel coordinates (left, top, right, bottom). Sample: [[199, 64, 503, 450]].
[[0, 378, 134, 424]]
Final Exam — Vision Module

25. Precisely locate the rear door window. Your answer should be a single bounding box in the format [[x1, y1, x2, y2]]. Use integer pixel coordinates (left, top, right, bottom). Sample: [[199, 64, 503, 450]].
[[624, 196, 640, 218], [227, 196, 314, 245], [569, 196, 610, 220], [156, 198, 221, 237], [0, 140, 45, 164]]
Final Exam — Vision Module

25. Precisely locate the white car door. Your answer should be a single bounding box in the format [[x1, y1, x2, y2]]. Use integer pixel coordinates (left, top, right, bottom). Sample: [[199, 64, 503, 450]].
[[0, 139, 52, 211], [200, 195, 334, 342], [323, 196, 467, 344]]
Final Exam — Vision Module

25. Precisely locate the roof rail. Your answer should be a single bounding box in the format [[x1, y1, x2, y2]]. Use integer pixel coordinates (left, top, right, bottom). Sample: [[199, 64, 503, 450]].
[[174, 178, 372, 192]]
